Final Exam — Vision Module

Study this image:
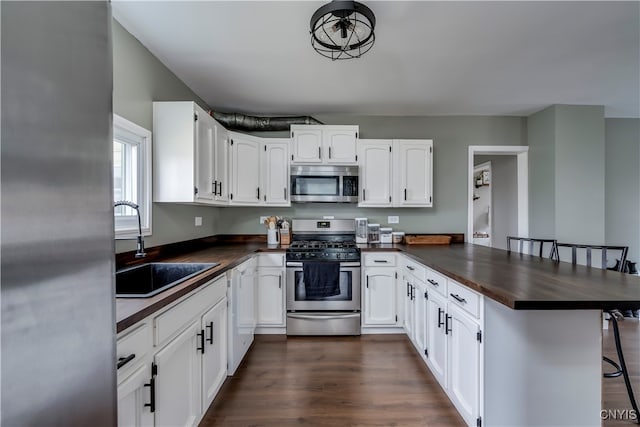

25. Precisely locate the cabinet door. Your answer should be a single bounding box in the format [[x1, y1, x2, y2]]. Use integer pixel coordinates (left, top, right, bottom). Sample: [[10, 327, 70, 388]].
[[363, 267, 397, 326], [238, 265, 256, 349], [154, 320, 202, 427], [201, 298, 227, 411], [447, 304, 481, 427], [117, 364, 154, 427], [230, 135, 260, 204], [395, 140, 433, 207], [413, 280, 428, 359], [256, 268, 285, 326], [195, 110, 215, 202], [426, 292, 447, 388], [214, 126, 229, 203], [291, 128, 322, 163], [358, 140, 392, 207], [262, 141, 290, 205], [323, 129, 357, 164], [403, 278, 415, 340]]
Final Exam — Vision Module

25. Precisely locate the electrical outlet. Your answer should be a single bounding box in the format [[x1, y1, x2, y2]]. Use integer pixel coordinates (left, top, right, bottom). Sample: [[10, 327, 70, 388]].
[[388, 216, 400, 224], [195, 216, 202, 227], [260, 216, 269, 224]]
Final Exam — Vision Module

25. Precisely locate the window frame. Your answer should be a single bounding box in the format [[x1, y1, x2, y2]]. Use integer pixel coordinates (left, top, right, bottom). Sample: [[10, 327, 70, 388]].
[[113, 114, 152, 239]]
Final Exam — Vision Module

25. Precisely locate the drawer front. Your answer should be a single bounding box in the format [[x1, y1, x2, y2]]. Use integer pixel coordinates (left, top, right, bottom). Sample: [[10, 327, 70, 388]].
[[402, 257, 426, 282], [117, 321, 152, 376], [154, 274, 227, 346], [363, 253, 396, 267], [448, 280, 481, 319], [425, 269, 448, 297], [258, 253, 285, 267]]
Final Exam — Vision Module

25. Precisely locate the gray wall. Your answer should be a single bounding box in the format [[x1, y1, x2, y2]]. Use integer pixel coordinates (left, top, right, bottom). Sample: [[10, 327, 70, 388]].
[[217, 116, 527, 235], [528, 105, 606, 243], [113, 20, 219, 252], [605, 118, 640, 262], [475, 156, 518, 250]]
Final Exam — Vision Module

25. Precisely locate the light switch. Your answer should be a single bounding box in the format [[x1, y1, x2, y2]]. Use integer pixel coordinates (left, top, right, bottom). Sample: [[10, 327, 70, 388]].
[[195, 216, 202, 226], [388, 216, 399, 224]]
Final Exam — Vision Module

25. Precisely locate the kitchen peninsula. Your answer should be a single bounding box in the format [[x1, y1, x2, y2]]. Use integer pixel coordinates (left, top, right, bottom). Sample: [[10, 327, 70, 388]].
[[116, 239, 640, 427]]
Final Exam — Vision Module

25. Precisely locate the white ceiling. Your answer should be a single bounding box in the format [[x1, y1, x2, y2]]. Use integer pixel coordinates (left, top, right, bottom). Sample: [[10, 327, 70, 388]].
[[112, 1, 640, 118]]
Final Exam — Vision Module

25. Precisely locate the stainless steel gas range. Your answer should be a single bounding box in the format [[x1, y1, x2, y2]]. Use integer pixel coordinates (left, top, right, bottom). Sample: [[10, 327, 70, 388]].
[[286, 219, 361, 336]]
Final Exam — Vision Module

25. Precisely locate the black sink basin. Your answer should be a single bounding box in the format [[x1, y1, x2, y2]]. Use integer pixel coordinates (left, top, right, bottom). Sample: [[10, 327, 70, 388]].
[[116, 262, 218, 298]]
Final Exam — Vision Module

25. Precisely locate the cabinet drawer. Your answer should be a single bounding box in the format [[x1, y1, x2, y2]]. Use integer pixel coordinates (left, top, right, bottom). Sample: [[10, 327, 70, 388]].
[[448, 280, 481, 319], [402, 257, 426, 282], [363, 253, 396, 267], [257, 253, 285, 267], [425, 269, 448, 297], [117, 321, 152, 376], [154, 275, 227, 346]]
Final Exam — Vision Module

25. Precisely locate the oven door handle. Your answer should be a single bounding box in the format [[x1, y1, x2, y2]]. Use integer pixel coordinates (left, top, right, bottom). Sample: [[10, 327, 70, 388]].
[[287, 313, 361, 321], [286, 262, 361, 268]]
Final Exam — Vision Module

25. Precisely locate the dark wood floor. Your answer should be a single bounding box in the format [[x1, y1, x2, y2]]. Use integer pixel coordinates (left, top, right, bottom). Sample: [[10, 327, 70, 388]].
[[201, 334, 465, 426], [200, 320, 640, 426], [603, 317, 640, 426]]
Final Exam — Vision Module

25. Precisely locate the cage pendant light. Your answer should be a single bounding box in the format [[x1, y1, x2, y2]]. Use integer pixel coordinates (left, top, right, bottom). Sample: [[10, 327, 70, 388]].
[[310, 0, 376, 60]]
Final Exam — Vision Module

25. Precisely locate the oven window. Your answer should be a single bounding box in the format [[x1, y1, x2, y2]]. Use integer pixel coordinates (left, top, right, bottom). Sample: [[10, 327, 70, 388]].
[[292, 176, 339, 196], [294, 271, 353, 301]]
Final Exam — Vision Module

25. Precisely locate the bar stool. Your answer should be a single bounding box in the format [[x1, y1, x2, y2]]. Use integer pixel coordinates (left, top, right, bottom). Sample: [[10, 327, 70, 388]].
[[554, 242, 638, 422], [506, 236, 558, 259]]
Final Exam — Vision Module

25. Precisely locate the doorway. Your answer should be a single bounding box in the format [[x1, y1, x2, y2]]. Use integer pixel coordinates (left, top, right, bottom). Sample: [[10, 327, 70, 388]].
[[472, 161, 492, 247], [467, 146, 529, 248]]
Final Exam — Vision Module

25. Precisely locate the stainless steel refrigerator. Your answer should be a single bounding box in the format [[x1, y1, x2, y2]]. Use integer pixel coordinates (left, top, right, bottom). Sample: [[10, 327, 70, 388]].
[[2, 1, 116, 425]]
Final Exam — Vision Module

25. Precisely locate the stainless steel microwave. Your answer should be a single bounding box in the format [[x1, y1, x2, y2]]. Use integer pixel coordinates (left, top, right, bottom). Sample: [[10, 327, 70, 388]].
[[290, 165, 359, 203]]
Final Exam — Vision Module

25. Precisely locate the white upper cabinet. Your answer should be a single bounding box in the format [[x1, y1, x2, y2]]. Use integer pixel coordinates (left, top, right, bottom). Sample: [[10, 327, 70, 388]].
[[153, 101, 228, 205], [358, 139, 393, 207], [229, 132, 261, 205], [394, 140, 433, 207], [358, 139, 433, 208], [290, 125, 358, 165], [214, 126, 229, 203], [261, 139, 290, 206]]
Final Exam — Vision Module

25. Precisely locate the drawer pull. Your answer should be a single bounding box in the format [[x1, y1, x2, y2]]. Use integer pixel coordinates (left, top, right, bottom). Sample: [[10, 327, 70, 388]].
[[206, 321, 214, 344], [406, 265, 415, 271], [437, 308, 444, 328], [196, 330, 205, 354], [450, 293, 467, 304], [427, 279, 439, 287], [117, 353, 135, 369], [144, 376, 155, 413], [445, 314, 452, 335]]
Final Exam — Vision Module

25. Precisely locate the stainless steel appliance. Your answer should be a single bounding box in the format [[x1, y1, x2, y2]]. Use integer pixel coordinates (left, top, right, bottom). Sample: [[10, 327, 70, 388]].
[[2, 2, 115, 424], [290, 165, 359, 203], [286, 219, 361, 335]]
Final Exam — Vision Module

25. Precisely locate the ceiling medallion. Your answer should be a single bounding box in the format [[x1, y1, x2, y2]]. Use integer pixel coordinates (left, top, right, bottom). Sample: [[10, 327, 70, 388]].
[[310, 0, 376, 60]]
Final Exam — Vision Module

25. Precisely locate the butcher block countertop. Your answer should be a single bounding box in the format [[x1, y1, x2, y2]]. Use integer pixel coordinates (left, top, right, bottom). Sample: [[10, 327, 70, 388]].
[[116, 240, 640, 333]]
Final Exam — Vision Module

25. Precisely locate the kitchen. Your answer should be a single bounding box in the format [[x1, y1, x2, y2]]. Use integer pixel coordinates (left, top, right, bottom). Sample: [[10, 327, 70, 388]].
[[2, 1, 640, 427]]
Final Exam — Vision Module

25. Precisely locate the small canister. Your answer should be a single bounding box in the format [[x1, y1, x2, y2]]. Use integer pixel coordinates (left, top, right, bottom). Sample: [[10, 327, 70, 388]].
[[367, 224, 380, 243], [392, 231, 405, 244], [380, 227, 393, 244]]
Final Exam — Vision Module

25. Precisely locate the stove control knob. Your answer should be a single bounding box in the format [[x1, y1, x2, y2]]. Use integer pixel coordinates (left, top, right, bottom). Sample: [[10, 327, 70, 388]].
[[336, 253, 341, 259]]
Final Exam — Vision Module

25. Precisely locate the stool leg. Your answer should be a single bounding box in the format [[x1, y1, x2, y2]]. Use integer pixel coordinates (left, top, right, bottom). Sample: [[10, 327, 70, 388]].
[[607, 311, 640, 423]]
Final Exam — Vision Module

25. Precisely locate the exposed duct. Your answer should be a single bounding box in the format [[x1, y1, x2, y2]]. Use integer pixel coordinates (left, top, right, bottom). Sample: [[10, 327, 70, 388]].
[[209, 111, 323, 132]]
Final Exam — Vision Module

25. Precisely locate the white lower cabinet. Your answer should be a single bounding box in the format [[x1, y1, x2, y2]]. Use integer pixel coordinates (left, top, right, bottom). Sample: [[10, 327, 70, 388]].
[[257, 269, 285, 326], [412, 279, 428, 360], [117, 363, 154, 427], [154, 320, 202, 427], [446, 304, 481, 427], [403, 275, 415, 340], [201, 299, 228, 410], [363, 267, 398, 326], [425, 290, 447, 388]]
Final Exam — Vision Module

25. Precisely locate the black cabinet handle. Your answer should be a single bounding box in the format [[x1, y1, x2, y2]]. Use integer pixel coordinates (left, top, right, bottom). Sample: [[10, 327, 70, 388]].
[[445, 314, 452, 335], [284, 187, 287, 201], [206, 322, 214, 344], [450, 293, 467, 304], [437, 308, 444, 328], [213, 180, 218, 196], [144, 376, 155, 413], [117, 353, 135, 369], [404, 188, 407, 200], [406, 282, 411, 297], [257, 187, 260, 200], [197, 330, 205, 354], [427, 279, 439, 287], [218, 181, 222, 196], [278, 275, 282, 289], [329, 147, 332, 159], [362, 189, 366, 201], [318, 147, 321, 159], [366, 276, 369, 288], [407, 265, 415, 271], [411, 285, 415, 300], [373, 260, 388, 263]]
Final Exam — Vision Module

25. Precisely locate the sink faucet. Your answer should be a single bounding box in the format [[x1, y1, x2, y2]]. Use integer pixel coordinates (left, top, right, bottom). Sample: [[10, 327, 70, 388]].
[[114, 200, 146, 258]]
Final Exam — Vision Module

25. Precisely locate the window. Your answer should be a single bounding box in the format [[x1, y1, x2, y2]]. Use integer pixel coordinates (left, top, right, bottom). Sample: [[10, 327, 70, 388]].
[[113, 114, 152, 238]]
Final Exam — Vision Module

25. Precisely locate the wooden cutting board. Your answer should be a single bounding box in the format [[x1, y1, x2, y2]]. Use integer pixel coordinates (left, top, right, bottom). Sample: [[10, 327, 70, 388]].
[[404, 235, 452, 245]]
